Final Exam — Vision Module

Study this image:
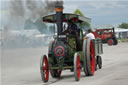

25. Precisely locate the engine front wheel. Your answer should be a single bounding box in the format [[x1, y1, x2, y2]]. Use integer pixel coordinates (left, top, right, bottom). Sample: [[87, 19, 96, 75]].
[[74, 53, 81, 81], [40, 55, 49, 82]]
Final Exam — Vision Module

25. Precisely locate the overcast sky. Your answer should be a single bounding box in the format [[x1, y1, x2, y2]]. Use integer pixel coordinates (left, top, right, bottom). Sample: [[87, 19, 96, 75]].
[[0, 0, 128, 28], [64, 0, 128, 27]]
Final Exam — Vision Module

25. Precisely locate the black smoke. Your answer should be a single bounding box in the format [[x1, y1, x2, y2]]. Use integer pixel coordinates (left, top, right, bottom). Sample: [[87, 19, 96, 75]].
[[9, 0, 63, 33]]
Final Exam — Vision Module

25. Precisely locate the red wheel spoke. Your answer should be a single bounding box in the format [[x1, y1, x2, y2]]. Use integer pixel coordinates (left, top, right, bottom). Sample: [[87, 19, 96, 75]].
[[43, 66, 46, 70]]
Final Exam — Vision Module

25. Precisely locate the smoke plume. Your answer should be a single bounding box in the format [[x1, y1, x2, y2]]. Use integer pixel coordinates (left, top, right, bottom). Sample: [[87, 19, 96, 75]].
[[9, 0, 63, 22]]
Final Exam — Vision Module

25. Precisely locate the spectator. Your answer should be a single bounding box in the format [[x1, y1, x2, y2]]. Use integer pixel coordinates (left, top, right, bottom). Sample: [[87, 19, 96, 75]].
[[83, 29, 95, 40]]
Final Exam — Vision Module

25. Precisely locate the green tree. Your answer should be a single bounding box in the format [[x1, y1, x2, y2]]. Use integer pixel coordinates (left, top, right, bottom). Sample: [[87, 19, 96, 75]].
[[74, 9, 84, 17], [118, 22, 128, 29], [74, 9, 91, 30]]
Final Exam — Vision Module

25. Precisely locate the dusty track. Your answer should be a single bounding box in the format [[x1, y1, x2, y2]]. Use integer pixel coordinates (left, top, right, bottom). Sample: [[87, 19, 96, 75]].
[[1, 42, 128, 85]]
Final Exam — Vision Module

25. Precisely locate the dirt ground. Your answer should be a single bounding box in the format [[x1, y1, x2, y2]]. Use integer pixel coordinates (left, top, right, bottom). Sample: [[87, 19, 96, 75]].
[[1, 42, 128, 85]]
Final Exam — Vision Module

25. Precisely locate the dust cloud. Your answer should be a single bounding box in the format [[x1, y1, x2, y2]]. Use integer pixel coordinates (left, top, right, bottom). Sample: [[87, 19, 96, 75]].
[[1, 0, 63, 49]]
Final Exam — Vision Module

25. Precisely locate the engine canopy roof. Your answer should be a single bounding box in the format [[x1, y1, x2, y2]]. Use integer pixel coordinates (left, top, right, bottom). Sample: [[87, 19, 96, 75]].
[[42, 13, 91, 24]]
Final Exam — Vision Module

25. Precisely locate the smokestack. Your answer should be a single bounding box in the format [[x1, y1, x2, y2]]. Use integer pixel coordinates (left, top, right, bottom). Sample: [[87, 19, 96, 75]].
[[55, 1, 63, 36]]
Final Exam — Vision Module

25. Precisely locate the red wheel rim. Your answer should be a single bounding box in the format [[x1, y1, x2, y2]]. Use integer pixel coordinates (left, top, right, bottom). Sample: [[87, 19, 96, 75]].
[[108, 39, 113, 45], [90, 40, 95, 75], [43, 56, 49, 81], [77, 55, 80, 80]]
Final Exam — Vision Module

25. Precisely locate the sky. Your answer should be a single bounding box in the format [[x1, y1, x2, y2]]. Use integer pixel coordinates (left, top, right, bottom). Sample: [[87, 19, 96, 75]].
[[64, 0, 128, 27], [0, 0, 128, 28]]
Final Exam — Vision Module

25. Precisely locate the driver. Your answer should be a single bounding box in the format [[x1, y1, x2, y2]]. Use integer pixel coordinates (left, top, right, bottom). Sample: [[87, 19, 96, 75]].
[[66, 21, 77, 35]]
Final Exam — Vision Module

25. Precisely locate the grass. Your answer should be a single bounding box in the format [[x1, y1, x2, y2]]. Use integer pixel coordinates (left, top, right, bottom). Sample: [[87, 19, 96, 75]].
[[119, 38, 128, 42]]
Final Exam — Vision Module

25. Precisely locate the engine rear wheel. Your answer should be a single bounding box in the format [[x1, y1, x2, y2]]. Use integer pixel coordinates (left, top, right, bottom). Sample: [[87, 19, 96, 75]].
[[40, 55, 49, 82], [74, 53, 81, 81], [83, 39, 88, 75], [83, 39, 95, 76]]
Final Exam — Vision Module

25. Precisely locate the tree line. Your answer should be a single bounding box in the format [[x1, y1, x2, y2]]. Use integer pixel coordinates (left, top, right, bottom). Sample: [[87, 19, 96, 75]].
[[118, 22, 128, 29]]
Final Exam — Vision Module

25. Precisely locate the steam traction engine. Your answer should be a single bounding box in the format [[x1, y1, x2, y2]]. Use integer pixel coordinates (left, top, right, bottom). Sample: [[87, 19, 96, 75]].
[[40, 5, 103, 82], [93, 28, 118, 45]]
